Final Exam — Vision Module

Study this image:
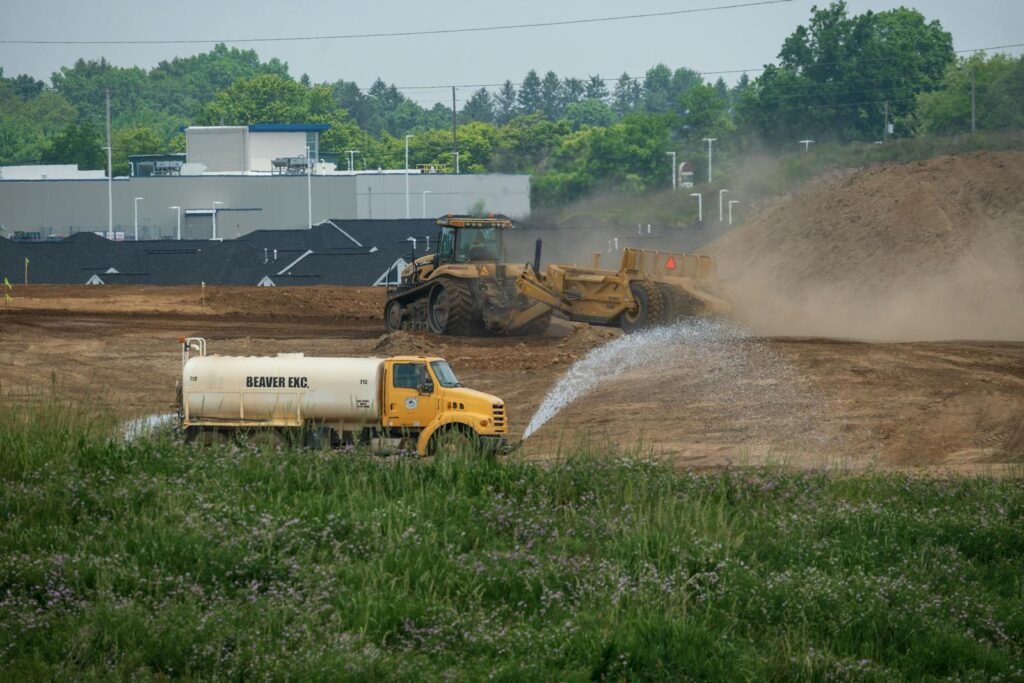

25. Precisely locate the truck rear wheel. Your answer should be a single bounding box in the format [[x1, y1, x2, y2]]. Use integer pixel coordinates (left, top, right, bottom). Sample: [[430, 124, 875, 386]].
[[620, 280, 666, 332], [427, 279, 476, 335], [384, 299, 404, 332]]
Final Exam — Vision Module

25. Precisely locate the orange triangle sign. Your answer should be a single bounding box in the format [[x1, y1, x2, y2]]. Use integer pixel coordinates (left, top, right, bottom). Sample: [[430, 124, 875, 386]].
[[665, 255, 677, 270]]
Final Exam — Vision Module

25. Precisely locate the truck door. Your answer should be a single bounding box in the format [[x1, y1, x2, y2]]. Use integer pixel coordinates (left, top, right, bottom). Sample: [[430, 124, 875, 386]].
[[384, 361, 437, 429]]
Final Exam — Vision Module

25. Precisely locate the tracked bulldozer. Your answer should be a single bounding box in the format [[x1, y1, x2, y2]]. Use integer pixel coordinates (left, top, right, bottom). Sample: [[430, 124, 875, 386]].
[[383, 214, 731, 336]]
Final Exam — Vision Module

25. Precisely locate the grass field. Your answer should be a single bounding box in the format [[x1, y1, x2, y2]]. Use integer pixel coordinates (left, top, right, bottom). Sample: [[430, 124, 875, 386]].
[[2, 409, 1022, 680]]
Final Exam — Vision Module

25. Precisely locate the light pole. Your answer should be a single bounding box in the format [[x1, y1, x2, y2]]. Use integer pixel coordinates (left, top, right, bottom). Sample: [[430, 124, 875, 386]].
[[690, 192, 703, 223], [103, 146, 113, 236], [451, 151, 460, 174], [665, 151, 677, 190], [306, 145, 313, 230], [422, 190, 432, 218], [728, 200, 740, 226], [133, 196, 143, 241], [211, 201, 223, 240], [702, 137, 717, 183], [718, 189, 729, 222], [169, 205, 181, 240], [345, 149, 360, 172], [405, 134, 414, 219], [799, 139, 815, 152]]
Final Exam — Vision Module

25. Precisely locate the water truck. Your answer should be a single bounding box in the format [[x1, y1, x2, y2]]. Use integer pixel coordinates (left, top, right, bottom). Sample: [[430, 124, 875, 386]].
[[383, 214, 732, 336], [176, 337, 508, 455]]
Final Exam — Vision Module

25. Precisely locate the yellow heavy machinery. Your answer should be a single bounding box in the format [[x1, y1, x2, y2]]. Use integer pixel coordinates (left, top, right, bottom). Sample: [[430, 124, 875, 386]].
[[383, 214, 731, 336]]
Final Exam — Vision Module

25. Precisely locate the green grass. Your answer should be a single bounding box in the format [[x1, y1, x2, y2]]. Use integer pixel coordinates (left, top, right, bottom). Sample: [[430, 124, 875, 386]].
[[1, 410, 1023, 680]]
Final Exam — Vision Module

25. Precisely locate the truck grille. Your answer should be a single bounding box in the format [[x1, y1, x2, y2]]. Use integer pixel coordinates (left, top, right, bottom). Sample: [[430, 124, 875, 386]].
[[492, 403, 506, 431]]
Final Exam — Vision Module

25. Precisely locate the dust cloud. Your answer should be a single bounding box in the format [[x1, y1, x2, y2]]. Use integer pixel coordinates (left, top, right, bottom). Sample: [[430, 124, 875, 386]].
[[711, 151, 1024, 341]]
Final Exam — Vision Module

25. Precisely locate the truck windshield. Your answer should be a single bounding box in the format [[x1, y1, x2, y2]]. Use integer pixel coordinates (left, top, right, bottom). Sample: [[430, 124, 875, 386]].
[[430, 360, 462, 387], [456, 227, 500, 262]]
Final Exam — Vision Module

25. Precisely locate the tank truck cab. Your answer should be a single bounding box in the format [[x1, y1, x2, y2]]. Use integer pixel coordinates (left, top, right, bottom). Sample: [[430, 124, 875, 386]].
[[381, 355, 507, 455]]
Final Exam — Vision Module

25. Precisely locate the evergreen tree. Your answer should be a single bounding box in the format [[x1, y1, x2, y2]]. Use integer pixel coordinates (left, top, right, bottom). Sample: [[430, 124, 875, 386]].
[[461, 87, 494, 123], [584, 75, 609, 101], [540, 71, 563, 120], [494, 80, 518, 124], [562, 77, 585, 106], [517, 70, 542, 115], [612, 73, 641, 116]]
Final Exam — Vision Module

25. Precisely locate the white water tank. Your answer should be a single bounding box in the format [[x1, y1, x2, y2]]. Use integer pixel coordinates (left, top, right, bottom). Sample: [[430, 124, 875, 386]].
[[183, 354, 383, 423]]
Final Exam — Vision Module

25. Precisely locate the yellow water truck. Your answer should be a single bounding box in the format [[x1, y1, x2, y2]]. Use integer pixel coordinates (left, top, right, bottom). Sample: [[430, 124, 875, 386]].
[[177, 337, 508, 455]]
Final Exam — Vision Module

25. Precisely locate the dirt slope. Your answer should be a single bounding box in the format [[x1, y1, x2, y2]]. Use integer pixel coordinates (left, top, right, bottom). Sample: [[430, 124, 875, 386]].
[[712, 151, 1024, 341]]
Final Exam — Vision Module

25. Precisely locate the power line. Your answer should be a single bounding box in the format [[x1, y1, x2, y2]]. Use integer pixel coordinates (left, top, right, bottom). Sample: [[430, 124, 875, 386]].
[[393, 41, 1024, 92], [0, 1, 794, 45]]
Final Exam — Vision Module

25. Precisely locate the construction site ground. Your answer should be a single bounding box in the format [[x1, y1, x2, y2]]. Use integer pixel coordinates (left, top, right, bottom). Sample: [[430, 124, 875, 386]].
[[1, 284, 1021, 473], [3, 151, 1023, 472]]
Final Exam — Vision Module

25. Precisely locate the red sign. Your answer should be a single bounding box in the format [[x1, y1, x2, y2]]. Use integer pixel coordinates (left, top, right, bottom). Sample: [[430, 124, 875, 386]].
[[665, 255, 677, 270]]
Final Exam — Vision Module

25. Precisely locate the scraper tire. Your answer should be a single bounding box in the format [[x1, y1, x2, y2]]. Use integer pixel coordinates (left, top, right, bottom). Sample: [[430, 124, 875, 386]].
[[427, 278, 476, 336], [620, 280, 665, 332], [656, 283, 698, 321]]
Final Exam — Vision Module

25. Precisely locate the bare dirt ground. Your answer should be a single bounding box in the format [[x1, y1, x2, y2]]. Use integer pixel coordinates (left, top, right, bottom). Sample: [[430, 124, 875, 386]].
[[1, 285, 1021, 472]]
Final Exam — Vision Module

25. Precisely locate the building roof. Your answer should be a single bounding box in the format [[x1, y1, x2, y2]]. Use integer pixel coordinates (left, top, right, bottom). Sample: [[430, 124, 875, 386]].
[[0, 218, 728, 287], [247, 123, 331, 133]]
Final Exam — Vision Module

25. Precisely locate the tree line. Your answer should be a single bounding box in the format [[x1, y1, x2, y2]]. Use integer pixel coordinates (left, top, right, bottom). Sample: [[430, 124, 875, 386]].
[[1, 2, 1021, 206]]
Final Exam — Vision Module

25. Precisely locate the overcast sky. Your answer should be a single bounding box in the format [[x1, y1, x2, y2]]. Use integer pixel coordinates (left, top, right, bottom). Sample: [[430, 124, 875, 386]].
[[1, 0, 1021, 107]]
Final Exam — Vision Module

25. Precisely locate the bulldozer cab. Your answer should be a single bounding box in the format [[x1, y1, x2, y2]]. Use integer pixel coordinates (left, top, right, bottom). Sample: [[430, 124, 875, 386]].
[[434, 215, 511, 265]]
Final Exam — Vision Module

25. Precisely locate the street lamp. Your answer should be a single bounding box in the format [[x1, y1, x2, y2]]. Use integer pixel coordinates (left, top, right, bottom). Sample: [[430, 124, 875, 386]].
[[718, 189, 729, 222], [422, 190, 432, 218], [451, 151, 460, 174], [133, 196, 144, 241], [690, 192, 703, 223], [169, 205, 181, 240], [728, 200, 740, 226], [345, 149, 360, 172], [665, 151, 677, 190], [211, 201, 223, 240], [306, 145, 313, 230], [405, 134, 415, 219], [799, 139, 815, 152], [702, 137, 717, 183]]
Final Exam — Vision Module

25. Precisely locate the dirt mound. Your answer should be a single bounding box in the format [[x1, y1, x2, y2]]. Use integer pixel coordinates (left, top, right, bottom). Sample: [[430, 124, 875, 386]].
[[5, 285, 386, 320], [372, 331, 448, 356], [712, 151, 1024, 341]]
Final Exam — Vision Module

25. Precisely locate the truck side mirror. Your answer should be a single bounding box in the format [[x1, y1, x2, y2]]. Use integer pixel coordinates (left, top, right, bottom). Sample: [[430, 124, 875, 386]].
[[418, 380, 434, 395]]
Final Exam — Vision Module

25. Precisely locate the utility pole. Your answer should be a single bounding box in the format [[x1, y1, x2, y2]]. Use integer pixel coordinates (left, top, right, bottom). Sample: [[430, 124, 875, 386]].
[[883, 101, 889, 142], [971, 68, 977, 134], [105, 88, 112, 236], [799, 139, 814, 152], [405, 135, 414, 219], [452, 87, 458, 174], [665, 151, 677, 190]]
